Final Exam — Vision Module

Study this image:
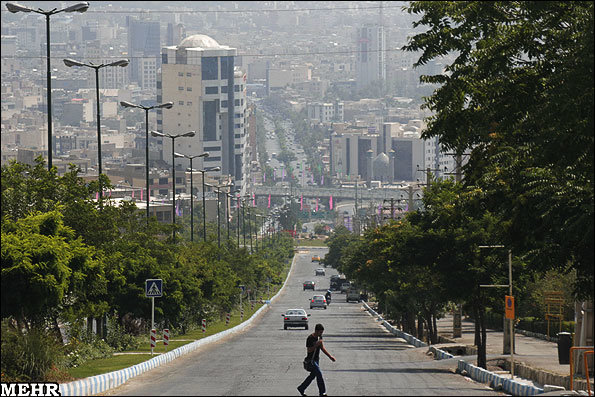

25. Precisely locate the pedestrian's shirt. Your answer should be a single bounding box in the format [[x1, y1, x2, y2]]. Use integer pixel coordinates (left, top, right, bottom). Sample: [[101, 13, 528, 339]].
[[306, 334, 321, 362]]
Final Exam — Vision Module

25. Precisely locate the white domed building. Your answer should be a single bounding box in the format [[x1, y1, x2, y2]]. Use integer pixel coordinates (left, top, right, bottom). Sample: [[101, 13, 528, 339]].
[[158, 34, 248, 189]]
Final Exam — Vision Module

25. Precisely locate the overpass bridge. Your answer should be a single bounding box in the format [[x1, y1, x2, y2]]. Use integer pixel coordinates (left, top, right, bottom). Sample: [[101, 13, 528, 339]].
[[250, 184, 424, 203]]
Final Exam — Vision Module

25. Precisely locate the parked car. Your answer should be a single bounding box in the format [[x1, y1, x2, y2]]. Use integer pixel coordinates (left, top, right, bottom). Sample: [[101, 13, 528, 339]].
[[330, 275, 343, 291], [346, 287, 361, 302], [315, 268, 325, 276], [311, 256, 321, 262], [303, 280, 315, 290], [282, 309, 310, 330], [310, 295, 327, 309], [340, 281, 351, 293]]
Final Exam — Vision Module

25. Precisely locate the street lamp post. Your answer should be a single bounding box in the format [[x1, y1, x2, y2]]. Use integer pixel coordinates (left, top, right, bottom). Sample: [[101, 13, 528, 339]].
[[174, 152, 209, 242], [7, 2, 89, 171], [150, 130, 196, 242], [197, 167, 221, 242], [63, 58, 129, 182], [120, 100, 173, 224], [479, 245, 514, 378]]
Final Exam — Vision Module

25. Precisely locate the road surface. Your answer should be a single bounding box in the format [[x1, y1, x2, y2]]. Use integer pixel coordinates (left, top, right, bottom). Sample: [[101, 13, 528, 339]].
[[107, 247, 501, 396]]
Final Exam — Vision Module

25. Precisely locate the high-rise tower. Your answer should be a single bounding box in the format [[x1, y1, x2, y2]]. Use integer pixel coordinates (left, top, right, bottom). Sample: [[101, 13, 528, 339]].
[[158, 35, 247, 187], [356, 24, 386, 90]]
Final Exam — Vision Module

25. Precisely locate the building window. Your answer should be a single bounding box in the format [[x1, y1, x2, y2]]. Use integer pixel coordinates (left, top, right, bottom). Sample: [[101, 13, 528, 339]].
[[234, 99, 240, 106], [178, 86, 184, 91], [235, 113, 241, 118], [187, 101, 192, 106], [179, 101, 184, 105], [221, 86, 228, 93], [204, 146, 220, 151], [221, 100, 228, 108], [186, 72, 192, 77], [186, 87, 192, 91], [162, 53, 168, 64], [201, 57, 218, 80], [205, 156, 221, 162], [178, 72, 184, 77], [234, 84, 240, 92], [205, 86, 218, 94], [203, 101, 217, 141]]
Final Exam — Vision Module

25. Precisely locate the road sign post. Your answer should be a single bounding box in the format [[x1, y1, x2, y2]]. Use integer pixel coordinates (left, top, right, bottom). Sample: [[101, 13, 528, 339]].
[[145, 279, 163, 355]]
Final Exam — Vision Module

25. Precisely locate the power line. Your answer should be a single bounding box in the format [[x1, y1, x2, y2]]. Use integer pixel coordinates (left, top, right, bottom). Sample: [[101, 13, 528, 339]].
[[1, 47, 410, 61], [80, 4, 405, 14]]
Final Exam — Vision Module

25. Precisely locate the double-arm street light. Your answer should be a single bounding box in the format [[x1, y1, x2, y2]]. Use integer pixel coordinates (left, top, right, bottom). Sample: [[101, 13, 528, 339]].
[[150, 130, 196, 242], [205, 182, 226, 249], [6, 2, 89, 171], [197, 167, 221, 242], [120, 100, 173, 224], [174, 152, 209, 242], [64, 58, 128, 194]]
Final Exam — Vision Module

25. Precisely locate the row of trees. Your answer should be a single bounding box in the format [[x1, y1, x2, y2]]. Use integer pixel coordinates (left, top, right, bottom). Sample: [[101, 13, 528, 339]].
[[326, 1, 593, 370], [1, 158, 295, 380]]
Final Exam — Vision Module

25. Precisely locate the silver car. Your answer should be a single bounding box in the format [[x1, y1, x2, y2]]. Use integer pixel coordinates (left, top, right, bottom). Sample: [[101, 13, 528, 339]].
[[310, 295, 327, 309], [282, 309, 311, 330]]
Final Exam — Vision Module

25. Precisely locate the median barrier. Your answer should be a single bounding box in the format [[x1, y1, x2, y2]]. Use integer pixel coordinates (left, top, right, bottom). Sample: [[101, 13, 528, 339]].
[[363, 303, 545, 395], [60, 253, 299, 396]]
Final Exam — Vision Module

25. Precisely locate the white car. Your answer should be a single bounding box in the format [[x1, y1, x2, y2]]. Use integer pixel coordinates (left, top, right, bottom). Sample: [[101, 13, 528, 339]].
[[282, 309, 311, 330], [310, 295, 327, 309], [315, 268, 325, 276]]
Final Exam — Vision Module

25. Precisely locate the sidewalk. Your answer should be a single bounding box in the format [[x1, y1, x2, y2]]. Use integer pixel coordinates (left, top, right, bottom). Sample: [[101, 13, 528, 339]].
[[434, 314, 593, 392]]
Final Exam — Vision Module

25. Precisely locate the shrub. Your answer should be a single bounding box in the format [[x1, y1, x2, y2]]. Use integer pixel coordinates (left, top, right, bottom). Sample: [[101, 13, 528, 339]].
[[105, 314, 140, 351], [1, 320, 65, 382]]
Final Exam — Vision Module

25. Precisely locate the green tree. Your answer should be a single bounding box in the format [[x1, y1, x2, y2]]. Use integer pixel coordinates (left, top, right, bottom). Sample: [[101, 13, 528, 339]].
[[404, 1, 594, 299], [1, 211, 104, 331]]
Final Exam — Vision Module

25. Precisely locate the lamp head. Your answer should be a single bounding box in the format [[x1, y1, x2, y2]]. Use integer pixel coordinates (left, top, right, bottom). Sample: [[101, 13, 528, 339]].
[[6, 3, 33, 12], [174, 152, 187, 159], [198, 152, 209, 158], [150, 130, 165, 138], [205, 166, 221, 172], [63, 2, 89, 12], [120, 101, 139, 109], [158, 102, 174, 109], [63, 58, 85, 67], [109, 59, 129, 67], [181, 131, 196, 138]]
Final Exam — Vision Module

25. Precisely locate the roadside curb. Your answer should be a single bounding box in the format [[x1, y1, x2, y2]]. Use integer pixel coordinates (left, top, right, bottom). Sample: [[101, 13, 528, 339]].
[[362, 303, 545, 396], [59, 254, 299, 396]]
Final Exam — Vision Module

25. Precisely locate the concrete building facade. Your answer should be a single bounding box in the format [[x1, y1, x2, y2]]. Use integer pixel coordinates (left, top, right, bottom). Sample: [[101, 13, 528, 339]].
[[158, 34, 247, 187]]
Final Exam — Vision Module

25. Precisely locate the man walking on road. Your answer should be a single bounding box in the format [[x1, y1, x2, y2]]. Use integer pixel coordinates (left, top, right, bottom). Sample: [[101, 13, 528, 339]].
[[298, 323, 336, 396]]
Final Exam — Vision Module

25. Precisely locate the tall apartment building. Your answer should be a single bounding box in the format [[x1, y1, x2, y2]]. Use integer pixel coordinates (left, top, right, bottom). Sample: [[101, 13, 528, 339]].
[[157, 34, 247, 187], [127, 17, 161, 89], [355, 24, 386, 90]]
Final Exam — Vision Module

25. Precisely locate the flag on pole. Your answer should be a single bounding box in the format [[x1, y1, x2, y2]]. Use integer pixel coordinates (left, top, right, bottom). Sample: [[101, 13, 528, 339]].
[[300, 195, 303, 211], [96, 191, 99, 201], [267, 194, 271, 208], [329, 195, 333, 210], [263, 172, 266, 183], [321, 175, 324, 185], [140, 188, 143, 201], [176, 200, 180, 216], [252, 193, 255, 207], [131, 190, 135, 198], [316, 198, 319, 212]]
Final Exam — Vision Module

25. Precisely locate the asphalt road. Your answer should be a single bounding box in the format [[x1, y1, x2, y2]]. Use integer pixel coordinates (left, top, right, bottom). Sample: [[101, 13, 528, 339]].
[[107, 247, 501, 396]]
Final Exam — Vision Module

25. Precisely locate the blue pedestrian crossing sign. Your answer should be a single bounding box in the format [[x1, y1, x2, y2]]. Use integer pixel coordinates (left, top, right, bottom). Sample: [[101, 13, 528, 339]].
[[146, 279, 163, 298]]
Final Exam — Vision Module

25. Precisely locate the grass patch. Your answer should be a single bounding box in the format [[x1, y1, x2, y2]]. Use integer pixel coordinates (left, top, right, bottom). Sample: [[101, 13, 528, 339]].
[[68, 354, 154, 379], [65, 260, 293, 381]]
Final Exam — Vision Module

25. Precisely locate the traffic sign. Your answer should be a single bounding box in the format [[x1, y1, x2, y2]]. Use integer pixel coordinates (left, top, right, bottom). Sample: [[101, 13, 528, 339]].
[[146, 279, 163, 298], [505, 295, 515, 319]]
